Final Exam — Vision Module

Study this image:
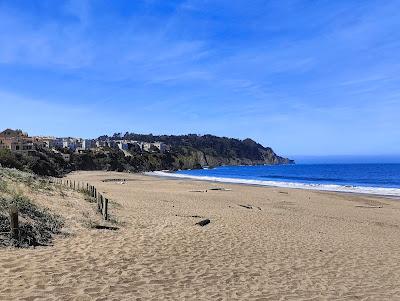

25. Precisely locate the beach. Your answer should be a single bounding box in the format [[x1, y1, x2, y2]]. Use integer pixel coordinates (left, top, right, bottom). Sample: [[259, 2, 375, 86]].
[[2, 170, 400, 300]]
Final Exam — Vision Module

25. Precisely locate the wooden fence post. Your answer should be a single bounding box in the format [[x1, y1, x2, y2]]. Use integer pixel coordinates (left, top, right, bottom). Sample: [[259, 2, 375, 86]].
[[9, 206, 19, 240], [97, 193, 101, 212], [103, 198, 108, 220]]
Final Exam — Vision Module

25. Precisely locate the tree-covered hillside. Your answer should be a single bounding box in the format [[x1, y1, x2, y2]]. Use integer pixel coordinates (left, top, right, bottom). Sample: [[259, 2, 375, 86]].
[[106, 133, 294, 167], [0, 134, 293, 176]]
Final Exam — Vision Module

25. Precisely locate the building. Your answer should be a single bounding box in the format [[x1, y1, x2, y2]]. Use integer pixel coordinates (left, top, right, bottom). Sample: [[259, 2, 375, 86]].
[[152, 142, 169, 153], [96, 139, 116, 148], [53, 138, 64, 149], [0, 136, 8, 150], [142, 141, 169, 153], [0, 129, 35, 153], [62, 138, 77, 151], [81, 139, 93, 150], [33, 136, 56, 148]]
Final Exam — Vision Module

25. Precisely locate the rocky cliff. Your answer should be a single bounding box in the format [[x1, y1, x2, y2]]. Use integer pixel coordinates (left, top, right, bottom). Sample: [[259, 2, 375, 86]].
[[112, 133, 294, 170]]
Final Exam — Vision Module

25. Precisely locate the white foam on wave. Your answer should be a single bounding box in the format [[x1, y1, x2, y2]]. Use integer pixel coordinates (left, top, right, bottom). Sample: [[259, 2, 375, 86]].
[[145, 171, 400, 197]]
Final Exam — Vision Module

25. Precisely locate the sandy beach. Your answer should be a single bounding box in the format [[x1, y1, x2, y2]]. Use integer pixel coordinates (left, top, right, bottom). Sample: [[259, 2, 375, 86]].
[[2, 170, 400, 300]]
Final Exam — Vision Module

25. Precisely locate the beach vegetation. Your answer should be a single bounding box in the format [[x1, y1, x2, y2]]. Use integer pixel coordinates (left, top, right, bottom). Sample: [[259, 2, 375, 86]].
[[0, 168, 64, 247], [0, 194, 64, 247]]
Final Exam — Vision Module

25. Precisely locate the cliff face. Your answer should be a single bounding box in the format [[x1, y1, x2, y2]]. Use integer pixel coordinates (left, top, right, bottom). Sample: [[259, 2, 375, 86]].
[[172, 145, 293, 170], [120, 134, 295, 170]]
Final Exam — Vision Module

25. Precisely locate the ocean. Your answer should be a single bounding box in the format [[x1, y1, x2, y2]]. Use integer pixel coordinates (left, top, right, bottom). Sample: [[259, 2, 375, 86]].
[[149, 163, 400, 197]]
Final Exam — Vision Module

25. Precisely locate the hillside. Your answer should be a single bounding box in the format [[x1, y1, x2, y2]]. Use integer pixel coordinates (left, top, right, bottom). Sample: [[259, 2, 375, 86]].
[[0, 133, 293, 176], [104, 133, 294, 168]]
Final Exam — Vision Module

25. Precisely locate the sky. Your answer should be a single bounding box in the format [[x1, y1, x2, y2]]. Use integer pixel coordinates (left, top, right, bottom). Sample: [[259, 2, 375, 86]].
[[0, 0, 399, 157]]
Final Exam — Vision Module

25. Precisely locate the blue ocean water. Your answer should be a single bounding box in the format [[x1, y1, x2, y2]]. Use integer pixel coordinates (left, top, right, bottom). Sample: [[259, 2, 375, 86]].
[[177, 164, 400, 188], [149, 163, 400, 196]]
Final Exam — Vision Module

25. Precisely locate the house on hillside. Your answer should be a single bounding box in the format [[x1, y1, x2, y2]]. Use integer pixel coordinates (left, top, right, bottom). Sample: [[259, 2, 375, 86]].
[[81, 139, 93, 150], [0, 129, 35, 153], [62, 138, 77, 151], [142, 141, 169, 153], [33, 136, 56, 148]]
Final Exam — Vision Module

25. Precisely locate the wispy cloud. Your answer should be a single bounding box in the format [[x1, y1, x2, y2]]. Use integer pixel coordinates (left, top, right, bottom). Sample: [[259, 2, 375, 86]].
[[0, 0, 399, 154]]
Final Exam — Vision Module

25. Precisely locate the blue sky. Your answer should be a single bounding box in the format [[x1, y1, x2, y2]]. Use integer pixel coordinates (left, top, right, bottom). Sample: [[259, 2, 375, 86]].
[[0, 0, 399, 157]]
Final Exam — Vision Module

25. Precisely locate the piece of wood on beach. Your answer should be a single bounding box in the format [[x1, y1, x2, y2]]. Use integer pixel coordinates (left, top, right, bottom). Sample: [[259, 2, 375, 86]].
[[175, 214, 204, 218], [93, 225, 118, 231], [239, 204, 253, 209], [279, 191, 289, 194], [355, 205, 383, 208], [208, 187, 232, 191], [196, 219, 210, 226], [189, 190, 206, 193]]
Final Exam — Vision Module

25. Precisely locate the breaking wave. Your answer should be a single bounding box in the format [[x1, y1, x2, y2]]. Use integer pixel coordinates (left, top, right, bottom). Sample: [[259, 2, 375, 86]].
[[146, 171, 400, 197]]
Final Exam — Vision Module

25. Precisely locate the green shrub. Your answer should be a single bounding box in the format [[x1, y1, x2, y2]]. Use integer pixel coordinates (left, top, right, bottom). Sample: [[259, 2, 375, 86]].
[[0, 195, 64, 247]]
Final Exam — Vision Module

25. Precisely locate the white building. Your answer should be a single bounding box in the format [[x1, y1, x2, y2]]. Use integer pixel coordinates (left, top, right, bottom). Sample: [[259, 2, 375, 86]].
[[82, 139, 93, 150], [61, 138, 77, 151], [142, 141, 169, 153]]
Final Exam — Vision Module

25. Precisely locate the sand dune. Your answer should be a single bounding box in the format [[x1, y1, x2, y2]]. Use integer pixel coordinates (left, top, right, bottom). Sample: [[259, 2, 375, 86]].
[[1, 171, 400, 300]]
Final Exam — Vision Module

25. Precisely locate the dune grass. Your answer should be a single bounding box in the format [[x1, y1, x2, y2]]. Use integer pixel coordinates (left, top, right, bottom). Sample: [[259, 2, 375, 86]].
[[0, 168, 64, 247]]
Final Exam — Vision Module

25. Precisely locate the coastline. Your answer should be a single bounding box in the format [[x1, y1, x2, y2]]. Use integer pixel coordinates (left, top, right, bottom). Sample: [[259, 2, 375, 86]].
[[145, 170, 400, 198]]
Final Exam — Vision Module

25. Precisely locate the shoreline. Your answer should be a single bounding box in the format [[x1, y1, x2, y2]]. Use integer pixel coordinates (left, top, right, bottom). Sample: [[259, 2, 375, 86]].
[[145, 170, 400, 199]]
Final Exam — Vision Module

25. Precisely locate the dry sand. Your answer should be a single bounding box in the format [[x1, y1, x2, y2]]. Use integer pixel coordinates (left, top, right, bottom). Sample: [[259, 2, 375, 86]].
[[2, 171, 400, 300]]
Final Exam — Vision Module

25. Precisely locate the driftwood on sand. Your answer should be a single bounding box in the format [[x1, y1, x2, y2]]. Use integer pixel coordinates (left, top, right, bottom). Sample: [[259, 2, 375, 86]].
[[196, 219, 211, 226], [238, 204, 262, 210]]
